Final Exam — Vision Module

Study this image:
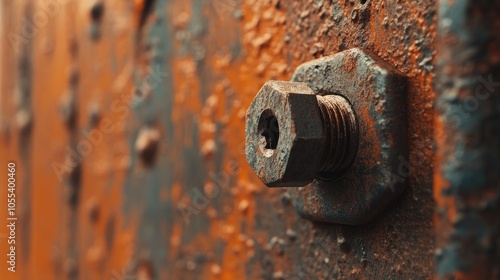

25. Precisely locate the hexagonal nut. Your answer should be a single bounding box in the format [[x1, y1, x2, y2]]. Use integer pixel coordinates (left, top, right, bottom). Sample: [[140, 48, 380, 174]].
[[245, 81, 324, 187], [290, 48, 408, 224]]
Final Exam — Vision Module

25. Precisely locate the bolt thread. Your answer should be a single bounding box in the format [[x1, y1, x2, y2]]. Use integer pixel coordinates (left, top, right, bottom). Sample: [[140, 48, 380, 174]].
[[316, 95, 359, 180]]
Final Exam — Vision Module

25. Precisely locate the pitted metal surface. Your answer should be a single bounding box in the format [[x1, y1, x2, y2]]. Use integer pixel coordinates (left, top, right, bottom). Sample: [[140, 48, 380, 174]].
[[1, 0, 451, 279], [290, 48, 408, 225], [245, 81, 323, 187]]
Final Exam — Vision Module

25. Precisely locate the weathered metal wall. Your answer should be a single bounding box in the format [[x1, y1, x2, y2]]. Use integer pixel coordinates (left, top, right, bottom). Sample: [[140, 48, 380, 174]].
[[435, 0, 500, 279], [0, 0, 497, 279]]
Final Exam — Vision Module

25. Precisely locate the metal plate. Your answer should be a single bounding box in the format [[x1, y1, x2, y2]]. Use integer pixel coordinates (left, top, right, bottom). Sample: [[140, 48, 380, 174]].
[[290, 48, 408, 225]]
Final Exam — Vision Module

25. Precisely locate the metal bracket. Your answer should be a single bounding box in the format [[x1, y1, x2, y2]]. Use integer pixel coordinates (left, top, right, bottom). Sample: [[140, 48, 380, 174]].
[[290, 48, 408, 225]]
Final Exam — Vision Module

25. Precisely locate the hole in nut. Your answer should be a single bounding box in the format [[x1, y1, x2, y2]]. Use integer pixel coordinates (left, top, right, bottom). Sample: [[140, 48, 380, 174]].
[[258, 109, 279, 157]]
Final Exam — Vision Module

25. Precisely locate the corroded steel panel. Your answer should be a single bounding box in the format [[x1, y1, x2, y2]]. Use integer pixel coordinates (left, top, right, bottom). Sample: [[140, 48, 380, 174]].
[[4, 0, 497, 279], [435, 0, 500, 279]]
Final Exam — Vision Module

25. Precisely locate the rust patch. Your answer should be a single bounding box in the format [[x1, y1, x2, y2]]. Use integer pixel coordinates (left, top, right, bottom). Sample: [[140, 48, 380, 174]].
[[0, 0, 441, 279], [342, 52, 358, 73]]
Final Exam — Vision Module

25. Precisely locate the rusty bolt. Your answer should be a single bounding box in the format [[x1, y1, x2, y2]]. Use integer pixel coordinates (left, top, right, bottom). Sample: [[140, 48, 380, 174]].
[[245, 80, 359, 187]]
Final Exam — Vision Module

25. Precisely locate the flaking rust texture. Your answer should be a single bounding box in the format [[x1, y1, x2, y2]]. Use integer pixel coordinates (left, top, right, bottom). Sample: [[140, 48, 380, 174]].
[[0, 0, 439, 280], [289, 48, 409, 225], [435, 0, 500, 279]]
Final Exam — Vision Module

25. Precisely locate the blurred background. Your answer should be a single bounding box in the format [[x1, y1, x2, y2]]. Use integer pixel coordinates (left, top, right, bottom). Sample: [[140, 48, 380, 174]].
[[1, 0, 499, 279]]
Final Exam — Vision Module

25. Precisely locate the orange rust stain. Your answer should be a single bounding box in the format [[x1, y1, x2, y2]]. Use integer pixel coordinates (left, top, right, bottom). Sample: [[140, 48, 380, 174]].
[[0, 3, 26, 280], [169, 221, 182, 257], [206, 0, 289, 278], [433, 117, 457, 223], [342, 52, 358, 73], [28, 0, 79, 278], [74, 0, 138, 277], [134, 0, 145, 16], [166, 0, 290, 277], [1, 0, 441, 279], [171, 182, 182, 202]]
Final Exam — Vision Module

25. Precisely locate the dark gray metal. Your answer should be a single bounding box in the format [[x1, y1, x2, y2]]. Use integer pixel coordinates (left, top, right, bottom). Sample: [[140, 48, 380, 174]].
[[245, 80, 359, 188], [245, 81, 324, 187]]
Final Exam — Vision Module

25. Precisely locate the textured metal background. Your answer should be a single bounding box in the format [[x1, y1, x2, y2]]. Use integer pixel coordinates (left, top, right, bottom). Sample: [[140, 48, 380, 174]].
[[0, 0, 498, 279]]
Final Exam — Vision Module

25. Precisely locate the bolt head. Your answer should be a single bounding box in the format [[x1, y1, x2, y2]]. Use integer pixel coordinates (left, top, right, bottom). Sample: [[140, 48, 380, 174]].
[[245, 81, 323, 187]]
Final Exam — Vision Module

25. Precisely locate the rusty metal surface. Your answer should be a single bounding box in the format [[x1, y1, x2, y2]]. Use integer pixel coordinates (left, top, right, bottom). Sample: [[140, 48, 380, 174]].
[[0, 0, 446, 279], [435, 0, 500, 279], [290, 48, 408, 225], [245, 81, 324, 188]]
